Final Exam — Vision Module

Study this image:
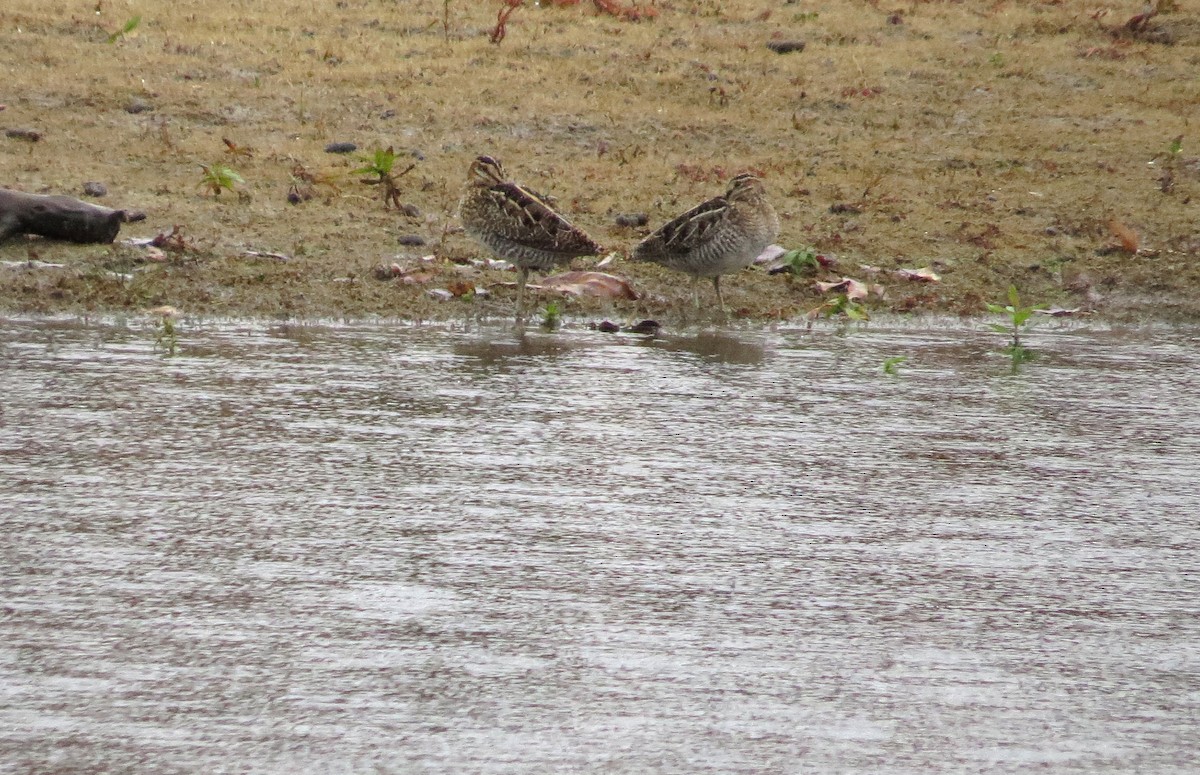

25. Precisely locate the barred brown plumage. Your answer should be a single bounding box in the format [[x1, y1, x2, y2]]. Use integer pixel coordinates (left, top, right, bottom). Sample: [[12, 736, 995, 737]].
[[460, 156, 603, 325], [633, 174, 779, 315]]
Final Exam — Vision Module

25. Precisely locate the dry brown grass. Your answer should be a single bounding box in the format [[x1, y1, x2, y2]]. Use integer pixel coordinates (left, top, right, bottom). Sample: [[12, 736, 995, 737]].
[[2, 0, 1198, 322]]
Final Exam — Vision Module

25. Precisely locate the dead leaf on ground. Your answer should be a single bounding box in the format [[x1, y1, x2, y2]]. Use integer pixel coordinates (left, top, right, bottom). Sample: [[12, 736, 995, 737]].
[[150, 225, 195, 253], [814, 277, 869, 300], [540, 271, 639, 300], [399, 270, 436, 285], [895, 267, 941, 282], [754, 244, 788, 265], [1107, 218, 1140, 253], [447, 280, 476, 298]]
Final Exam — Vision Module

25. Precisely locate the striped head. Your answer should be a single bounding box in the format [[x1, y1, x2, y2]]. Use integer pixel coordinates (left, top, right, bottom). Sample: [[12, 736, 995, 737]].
[[725, 173, 766, 202], [469, 155, 506, 187]]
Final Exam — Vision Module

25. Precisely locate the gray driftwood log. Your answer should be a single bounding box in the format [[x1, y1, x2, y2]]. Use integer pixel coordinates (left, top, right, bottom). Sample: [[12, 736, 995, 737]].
[[0, 188, 145, 243]]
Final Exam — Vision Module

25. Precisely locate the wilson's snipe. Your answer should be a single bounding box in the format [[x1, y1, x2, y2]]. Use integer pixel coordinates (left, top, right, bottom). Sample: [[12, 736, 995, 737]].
[[460, 155, 603, 324], [632, 173, 779, 314]]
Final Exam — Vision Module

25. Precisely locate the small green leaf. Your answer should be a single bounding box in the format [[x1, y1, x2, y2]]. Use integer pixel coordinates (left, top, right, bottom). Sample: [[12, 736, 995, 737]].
[[1006, 285, 1021, 308], [541, 300, 562, 330], [984, 303, 1007, 314], [782, 247, 819, 274], [988, 323, 1011, 334], [106, 14, 141, 44], [844, 303, 869, 321], [883, 356, 907, 375]]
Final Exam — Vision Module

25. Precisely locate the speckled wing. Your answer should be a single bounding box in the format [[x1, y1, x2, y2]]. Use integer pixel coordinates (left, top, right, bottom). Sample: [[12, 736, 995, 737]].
[[634, 196, 730, 260], [485, 182, 601, 255]]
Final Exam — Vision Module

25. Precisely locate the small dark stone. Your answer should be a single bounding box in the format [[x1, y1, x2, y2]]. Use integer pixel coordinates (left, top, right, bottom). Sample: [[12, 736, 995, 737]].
[[124, 99, 153, 114], [324, 141, 357, 154], [829, 203, 863, 215], [397, 234, 426, 246], [5, 128, 42, 142], [287, 190, 303, 205], [82, 181, 108, 197], [766, 40, 806, 55], [596, 320, 621, 333], [614, 212, 648, 228], [400, 203, 421, 218], [380, 109, 396, 119], [626, 319, 661, 336], [887, 12, 904, 25], [410, 149, 425, 161]]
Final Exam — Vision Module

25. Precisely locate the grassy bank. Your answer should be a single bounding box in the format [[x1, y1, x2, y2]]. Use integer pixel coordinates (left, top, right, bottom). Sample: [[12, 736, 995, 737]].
[[2, 0, 1198, 323]]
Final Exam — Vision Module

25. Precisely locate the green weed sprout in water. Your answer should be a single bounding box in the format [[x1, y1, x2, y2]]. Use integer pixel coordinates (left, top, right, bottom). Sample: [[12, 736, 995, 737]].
[[813, 293, 869, 322], [541, 301, 562, 331], [152, 308, 179, 356], [987, 285, 1036, 370], [106, 15, 141, 44], [882, 356, 907, 375], [352, 146, 416, 210], [199, 163, 243, 197]]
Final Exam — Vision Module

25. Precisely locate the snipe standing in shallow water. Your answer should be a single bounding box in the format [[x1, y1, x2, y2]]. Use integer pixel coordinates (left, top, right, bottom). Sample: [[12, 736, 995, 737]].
[[460, 155, 603, 324], [632, 173, 780, 315]]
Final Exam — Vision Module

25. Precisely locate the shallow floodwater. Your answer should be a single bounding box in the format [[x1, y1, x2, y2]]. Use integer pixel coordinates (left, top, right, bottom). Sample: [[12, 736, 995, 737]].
[[1, 316, 1198, 774]]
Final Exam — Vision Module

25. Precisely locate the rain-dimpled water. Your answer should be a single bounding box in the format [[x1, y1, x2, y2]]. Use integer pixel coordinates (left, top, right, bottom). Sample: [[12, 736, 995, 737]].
[[2, 316, 1198, 774]]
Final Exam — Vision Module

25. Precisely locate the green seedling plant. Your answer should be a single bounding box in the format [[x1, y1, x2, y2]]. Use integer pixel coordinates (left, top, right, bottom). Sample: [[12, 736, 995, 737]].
[[352, 146, 416, 209], [987, 285, 1036, 370], [106, 15, 141, 44], [199, 163, 243, 197], [882, 356, 907, 375], [1156, 134, 1183, 194], [154, 316, 178, 356], [812, 293, 869, 322], [780, 247, 819, 275], [541, 301, 562, 331]]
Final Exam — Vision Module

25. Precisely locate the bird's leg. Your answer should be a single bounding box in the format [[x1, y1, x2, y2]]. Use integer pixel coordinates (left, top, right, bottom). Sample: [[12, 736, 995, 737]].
[[712, 275, 728, 320], [691, 276, 701, 310], [515, 267, 530, 326]]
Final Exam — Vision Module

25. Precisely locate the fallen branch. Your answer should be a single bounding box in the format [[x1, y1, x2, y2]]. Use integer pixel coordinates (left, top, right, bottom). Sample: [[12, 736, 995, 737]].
[[0, 188, 145, 244]]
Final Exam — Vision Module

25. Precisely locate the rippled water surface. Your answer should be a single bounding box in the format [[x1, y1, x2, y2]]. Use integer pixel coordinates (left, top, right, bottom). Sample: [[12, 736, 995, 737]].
[[2, 316, 1199, 774]]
